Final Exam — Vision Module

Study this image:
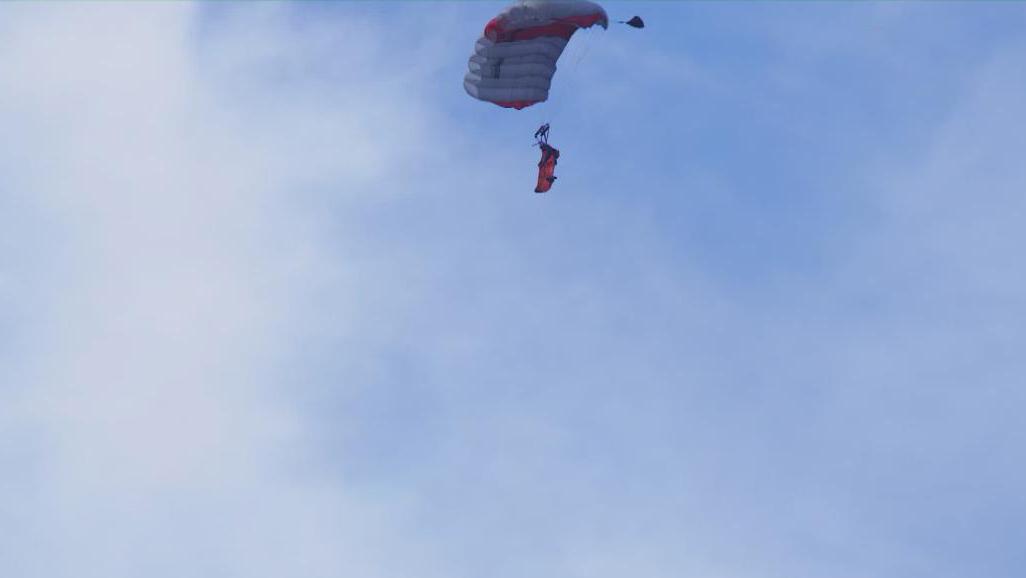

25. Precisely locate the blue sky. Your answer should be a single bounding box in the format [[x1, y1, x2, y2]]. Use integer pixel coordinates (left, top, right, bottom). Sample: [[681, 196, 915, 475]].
[[2, 2, 1025, 577]]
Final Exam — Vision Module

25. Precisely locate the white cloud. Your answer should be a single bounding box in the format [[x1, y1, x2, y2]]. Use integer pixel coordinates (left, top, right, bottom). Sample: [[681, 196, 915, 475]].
[[0, 4, 446, 577]]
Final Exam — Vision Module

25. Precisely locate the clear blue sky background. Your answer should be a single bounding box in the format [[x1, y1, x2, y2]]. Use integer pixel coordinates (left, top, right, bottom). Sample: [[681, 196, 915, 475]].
[[2, 2, 1025, 578]]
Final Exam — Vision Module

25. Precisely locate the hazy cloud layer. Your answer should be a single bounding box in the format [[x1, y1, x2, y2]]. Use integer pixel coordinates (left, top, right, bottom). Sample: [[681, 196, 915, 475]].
[[2, 3, 1024, 578]]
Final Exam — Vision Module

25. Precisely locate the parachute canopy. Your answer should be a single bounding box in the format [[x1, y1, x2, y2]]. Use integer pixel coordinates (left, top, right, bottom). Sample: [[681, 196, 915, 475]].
[[464, 0, 608, 110]]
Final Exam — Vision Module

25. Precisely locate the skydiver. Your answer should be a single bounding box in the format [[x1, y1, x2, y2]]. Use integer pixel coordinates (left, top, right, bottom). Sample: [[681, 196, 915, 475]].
[[534, 122, 550, 145]]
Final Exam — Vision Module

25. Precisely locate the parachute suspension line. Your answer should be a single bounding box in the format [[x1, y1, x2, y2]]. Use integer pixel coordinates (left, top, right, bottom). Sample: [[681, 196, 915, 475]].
[[545, 28, 594, 128]]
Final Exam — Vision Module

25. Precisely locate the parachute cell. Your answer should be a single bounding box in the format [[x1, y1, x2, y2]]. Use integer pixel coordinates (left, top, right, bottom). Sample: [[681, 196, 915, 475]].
[[464, 0, 608, 109]]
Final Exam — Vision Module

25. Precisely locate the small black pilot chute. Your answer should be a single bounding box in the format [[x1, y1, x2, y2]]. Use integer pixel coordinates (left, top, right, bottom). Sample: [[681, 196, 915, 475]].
[[620, 16, 645, 28]]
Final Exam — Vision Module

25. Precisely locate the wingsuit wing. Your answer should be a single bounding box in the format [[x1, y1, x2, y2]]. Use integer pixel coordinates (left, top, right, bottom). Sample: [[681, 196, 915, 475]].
[[535, 144, 560, 193]]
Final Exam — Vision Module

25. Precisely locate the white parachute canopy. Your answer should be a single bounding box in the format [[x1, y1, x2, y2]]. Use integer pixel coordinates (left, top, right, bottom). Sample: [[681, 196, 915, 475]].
[[463, 0, 608, 110]]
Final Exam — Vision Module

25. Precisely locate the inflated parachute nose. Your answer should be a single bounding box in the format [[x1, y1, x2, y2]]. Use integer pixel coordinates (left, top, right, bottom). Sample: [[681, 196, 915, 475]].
[[463, 0, 608, 110]]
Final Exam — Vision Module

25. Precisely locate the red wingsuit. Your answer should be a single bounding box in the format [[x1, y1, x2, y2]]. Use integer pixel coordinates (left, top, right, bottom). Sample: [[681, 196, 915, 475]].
[[535, 143, 560, 193]]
